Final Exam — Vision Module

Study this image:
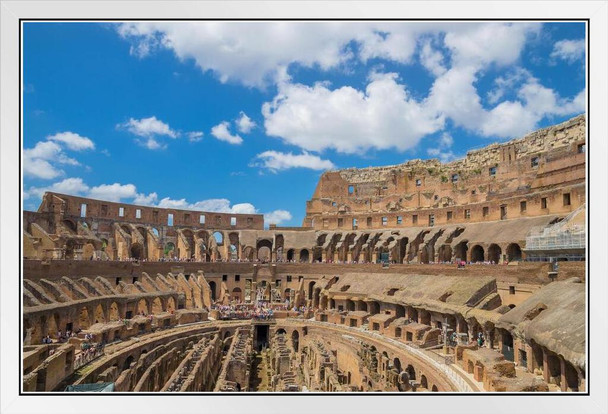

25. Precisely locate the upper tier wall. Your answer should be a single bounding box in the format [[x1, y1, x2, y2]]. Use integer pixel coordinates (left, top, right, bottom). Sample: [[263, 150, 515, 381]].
[[304, 115, 586, 229], [39, 192, 265, 230]]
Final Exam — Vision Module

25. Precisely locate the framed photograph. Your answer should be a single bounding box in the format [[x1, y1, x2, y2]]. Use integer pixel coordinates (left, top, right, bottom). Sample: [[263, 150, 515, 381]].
[[1, 1, 606, 413]]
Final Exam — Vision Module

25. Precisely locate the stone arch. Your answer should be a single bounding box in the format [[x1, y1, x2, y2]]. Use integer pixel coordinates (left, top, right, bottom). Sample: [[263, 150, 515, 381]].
[[109, 302, 120, 321], [256, 239, 273, 261], [166, 297, 176, 312], [286, 249, 295, 261], [488, 243, 502, 263], [136, 298, 148, 315], [151, 297, 163, 314], [438, 245, 453, 262], [346, 299, 355, 311], [312, 247, 322, 262], [393, 357, 402, 373], [432, 384, 438, 392], [123, 355, 134, 371], [130, 243, 144, 259], [164, 242, 176, 258], [213, 231, 224, 245], [453, 241, 468, 262], [94, 304, 105, 324], [63, 219, 77, 233], [471, 245, 485, 263], [506, 243, 522, 261], [276, 328, 287, 335], [284, 288, 291, 301], [299, 249, 310, 263], [406, 364, 416, 381], [420, 375, 428, 389]]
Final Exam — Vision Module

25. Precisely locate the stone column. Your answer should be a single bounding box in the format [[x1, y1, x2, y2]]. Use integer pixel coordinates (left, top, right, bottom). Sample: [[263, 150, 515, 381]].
[[542, 349, 550, 384], [559, 356, 567, 392]]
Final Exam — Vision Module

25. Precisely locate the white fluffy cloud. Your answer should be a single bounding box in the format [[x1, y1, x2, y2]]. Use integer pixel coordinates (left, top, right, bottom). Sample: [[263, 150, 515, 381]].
[[115, 22, 584, 151], [88, 183, 138, 202], [25, 177, 90, 200], [118, 116, 178, 149], [210, 121, 243, 145], [254, 151, 335, 172], [419, 38, 446, 77], [264, 210, 292, 225], [187, 131, 204, 142], [47, 131, 95, 151], [116, 22, 430, 87], [263, 72, 443, 154], [23, 140, 84, 179], [551, 39, 585, 63], [236, 112, 256, 134]]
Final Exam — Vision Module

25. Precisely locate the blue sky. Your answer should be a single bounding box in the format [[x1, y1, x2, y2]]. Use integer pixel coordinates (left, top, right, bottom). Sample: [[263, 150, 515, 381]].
[[22, 21, 586, 226]]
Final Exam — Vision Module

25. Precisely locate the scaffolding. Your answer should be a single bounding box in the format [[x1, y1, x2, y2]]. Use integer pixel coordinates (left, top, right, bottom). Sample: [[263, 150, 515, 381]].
[[525, 225, 585, 251]]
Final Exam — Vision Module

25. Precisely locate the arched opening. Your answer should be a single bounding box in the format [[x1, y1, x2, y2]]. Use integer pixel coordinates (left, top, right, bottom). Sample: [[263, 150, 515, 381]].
[[286, 249, 295, 261], [453, 241, 468, 262], [406, 364, 416, 381], [152, 297, 163, 314], [166, 297, 176, 313], [471, 245, 485, 263], [284, 288, 291, 301], [136, 299, 148, 316], [308, 281, 316, 300], [232, 287, 242, 302], [209, 281, 217, 302], [506, 243, 522, 261], [123, 355, 134, 372], [488, 244, 502, 263], [395, 327, 402, 338], [164, 242, 175, 258], [393, 357, 402, 373], [79, 307, 90, 330], [94, 304, 105, 324], [420, 375, 428, 389], [395, 305, 405, 318], [291, 330, 299, 352], [276, 328, 286, 336], [213, 232, 224, 245], [109, 302, 119, 321], [63, 219, 77, 233], [229, 244, 238, 261], [312, 248, 323, 262], [130, 243, 143, 259], [438, 245, 453, 263], [432, 385, 438, 392], [299, 249, 310, 263], [346, 299, 355, 311], [256, 239, 273, 262]]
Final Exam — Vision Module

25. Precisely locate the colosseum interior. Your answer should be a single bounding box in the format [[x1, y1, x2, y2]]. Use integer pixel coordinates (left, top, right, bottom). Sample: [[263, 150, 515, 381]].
[[22, 115, 586, 393]]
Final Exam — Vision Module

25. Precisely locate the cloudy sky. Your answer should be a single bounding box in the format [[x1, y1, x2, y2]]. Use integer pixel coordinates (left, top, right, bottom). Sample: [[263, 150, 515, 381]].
[[22, 21, 586, 226]]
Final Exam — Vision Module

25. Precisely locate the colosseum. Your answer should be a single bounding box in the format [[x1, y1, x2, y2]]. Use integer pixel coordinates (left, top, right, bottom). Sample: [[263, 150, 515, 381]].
[[22, 114, 586, 393]]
